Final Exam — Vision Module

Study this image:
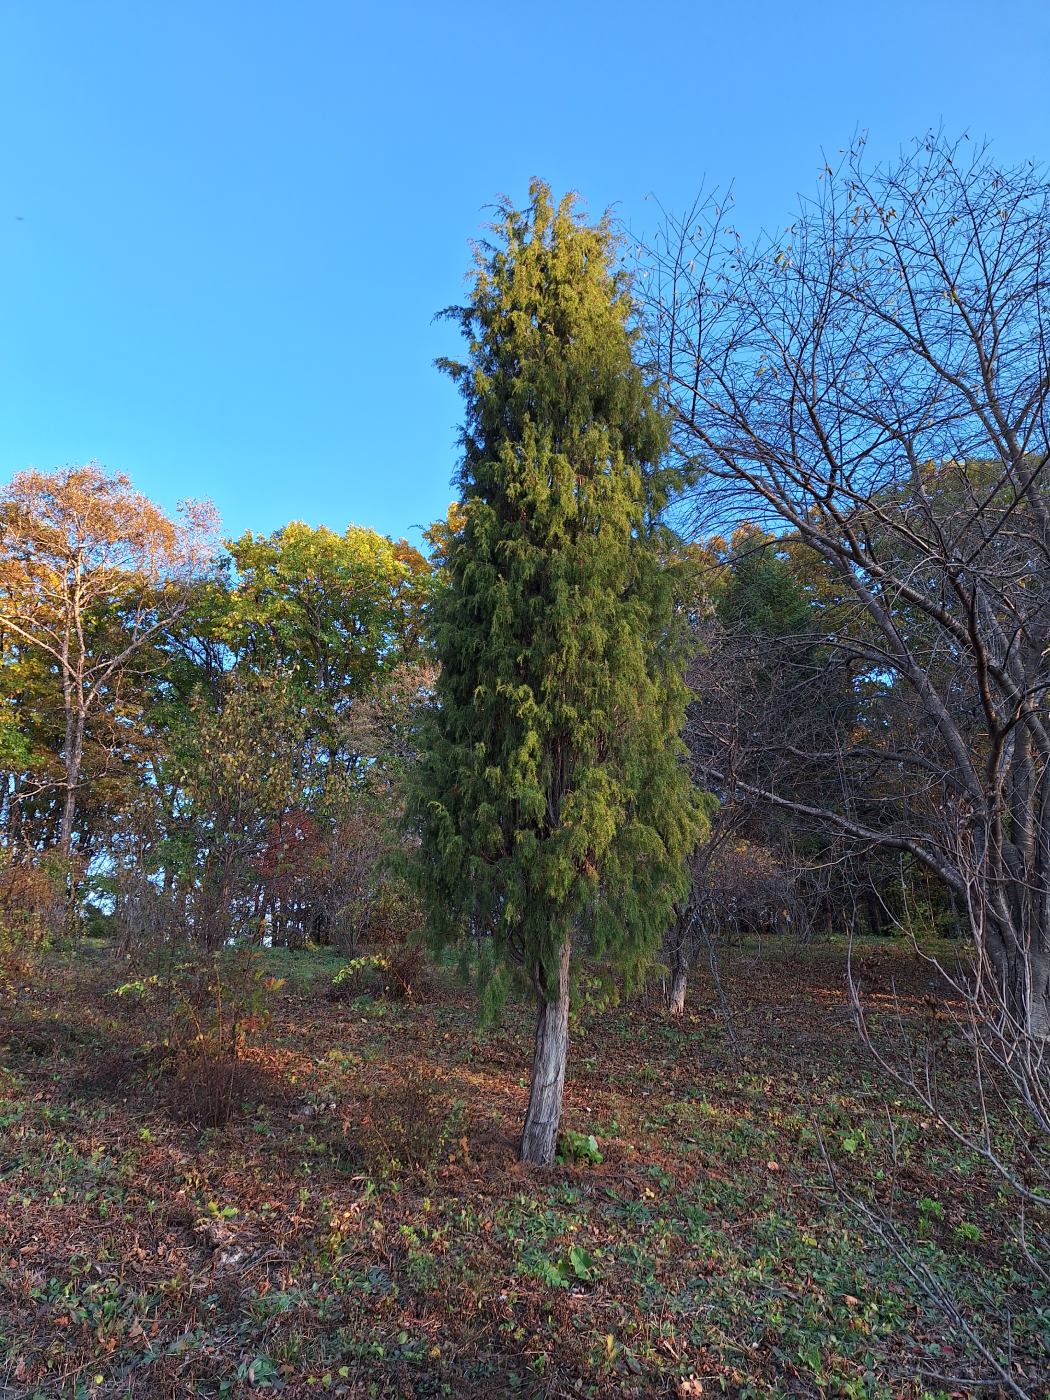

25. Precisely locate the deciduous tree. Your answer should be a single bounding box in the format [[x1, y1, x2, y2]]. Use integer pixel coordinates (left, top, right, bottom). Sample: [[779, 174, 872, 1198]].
[[0, 464, 216, 856], [650, 135, 1050, 1037]]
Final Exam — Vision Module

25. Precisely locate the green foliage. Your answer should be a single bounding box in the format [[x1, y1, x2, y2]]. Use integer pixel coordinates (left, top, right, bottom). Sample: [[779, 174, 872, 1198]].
[[0, 700, 31, 769], [519, 1241, 600, 1289], [715, 526, 813, 637], [225, 521, 430, 723], [330, 954, 390, 994], [112, 973, 162, 1001], [411, 179, 703, 998], [329, 942, 427, 1002], [917, 1196, 945, 1238], [556, 1129, 603, 1165]]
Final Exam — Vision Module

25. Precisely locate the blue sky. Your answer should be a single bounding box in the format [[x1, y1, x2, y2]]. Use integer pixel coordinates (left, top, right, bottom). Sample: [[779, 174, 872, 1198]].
[[2, 1, 1047, 547]]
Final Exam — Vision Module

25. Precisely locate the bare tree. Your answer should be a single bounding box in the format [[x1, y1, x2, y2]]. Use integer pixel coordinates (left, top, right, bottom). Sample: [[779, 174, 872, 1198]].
[[648, 133, 1050, 1040]]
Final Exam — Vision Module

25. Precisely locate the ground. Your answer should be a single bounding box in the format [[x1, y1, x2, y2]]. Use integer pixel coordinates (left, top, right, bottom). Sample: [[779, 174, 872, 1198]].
[[1, 937, 1047, 1399]]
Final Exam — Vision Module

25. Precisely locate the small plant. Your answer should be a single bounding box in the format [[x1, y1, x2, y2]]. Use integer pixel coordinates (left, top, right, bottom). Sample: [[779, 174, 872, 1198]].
[[328, 943, 427, 1003], [916, 1196, 945, 1238], [953, 1220, 982, 1244], [556, 1130, 603, 1166], [328, 954, 389, 1002], [520, 1243, 600, 1289], [839, 1130, 865, 1156], [112, 973, 162, 1004]]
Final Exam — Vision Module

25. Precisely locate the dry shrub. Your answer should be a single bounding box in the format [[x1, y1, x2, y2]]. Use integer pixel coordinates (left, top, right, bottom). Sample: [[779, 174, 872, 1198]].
[[77, 1046, 145, 1093], [379, 941, 426, 1000], [1, 1024, 56, 1057], [112, 947, 280, 1127], [170, 1057, 267, 1128], [359, 1071, 453, 1177]]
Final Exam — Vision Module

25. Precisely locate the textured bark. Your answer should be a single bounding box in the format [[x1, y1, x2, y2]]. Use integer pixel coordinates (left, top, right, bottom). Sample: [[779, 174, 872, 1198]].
[[1025, 951, 1050, 1038], [664, 900, 693, 1017], [520, 939, 571, 1166], [668, 965, 688, 1017]]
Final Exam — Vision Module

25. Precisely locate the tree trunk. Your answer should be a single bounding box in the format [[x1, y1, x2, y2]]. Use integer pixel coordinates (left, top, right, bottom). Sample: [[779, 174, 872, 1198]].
[[1002, 939, 1050, 1039], [58, 705, 85, 858], [664, 902, 692, 1016], [668, 921, 689, 1016], [668, 964, 688, 1016], [520, 938, 571, 1166], [864, 889, 883, 939]]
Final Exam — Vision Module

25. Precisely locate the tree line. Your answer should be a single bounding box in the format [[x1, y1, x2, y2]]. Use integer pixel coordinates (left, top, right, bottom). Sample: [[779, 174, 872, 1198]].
[[0, 476, 434, 954]]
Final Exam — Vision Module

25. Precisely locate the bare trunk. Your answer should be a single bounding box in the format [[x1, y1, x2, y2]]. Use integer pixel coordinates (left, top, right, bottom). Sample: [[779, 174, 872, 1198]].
[[667, 918, 689, 1015], [668, 965, 688, 1016], [520, 938, 571, 1166], [980, 864, 1050, 1038], [59, 775, 77, 858], [864, 889, 884, 939], [664, 901, 693, 1016], [58, 692, 84, 859]]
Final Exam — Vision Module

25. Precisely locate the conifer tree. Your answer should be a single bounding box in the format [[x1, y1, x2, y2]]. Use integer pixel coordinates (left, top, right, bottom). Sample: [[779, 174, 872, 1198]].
[[411, 181, 702, 1165]]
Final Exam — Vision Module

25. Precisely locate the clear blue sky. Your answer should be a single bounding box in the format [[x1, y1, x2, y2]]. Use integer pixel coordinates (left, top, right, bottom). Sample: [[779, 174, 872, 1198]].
[[2, 1, 1047, 547]]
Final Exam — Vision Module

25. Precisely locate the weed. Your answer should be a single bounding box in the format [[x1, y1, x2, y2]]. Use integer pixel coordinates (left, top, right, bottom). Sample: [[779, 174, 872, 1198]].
[[556, 1129, 603, 1165]]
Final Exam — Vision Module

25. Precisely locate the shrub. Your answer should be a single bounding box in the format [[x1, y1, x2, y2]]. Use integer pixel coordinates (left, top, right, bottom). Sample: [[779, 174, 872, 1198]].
[[359, 1072, 453, 1177], [0, 854, 65, 998], [165, 949, 279, 1127], [112, 948, 280, 1127], [365, 881, 425, 947], [327, 941, 427, 1003], [170, 1055, 265, 1128], [327, 953, 389, 1002], [378, 941, 426, 1000]]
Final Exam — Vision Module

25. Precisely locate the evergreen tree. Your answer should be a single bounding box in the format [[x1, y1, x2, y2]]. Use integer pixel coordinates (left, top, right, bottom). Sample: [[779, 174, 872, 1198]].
[[411, 181, 702, 1165]]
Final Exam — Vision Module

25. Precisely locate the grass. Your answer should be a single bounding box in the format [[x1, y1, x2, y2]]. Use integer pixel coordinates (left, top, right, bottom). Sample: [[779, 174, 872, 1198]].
[[0, 936, 1047, 1398]]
